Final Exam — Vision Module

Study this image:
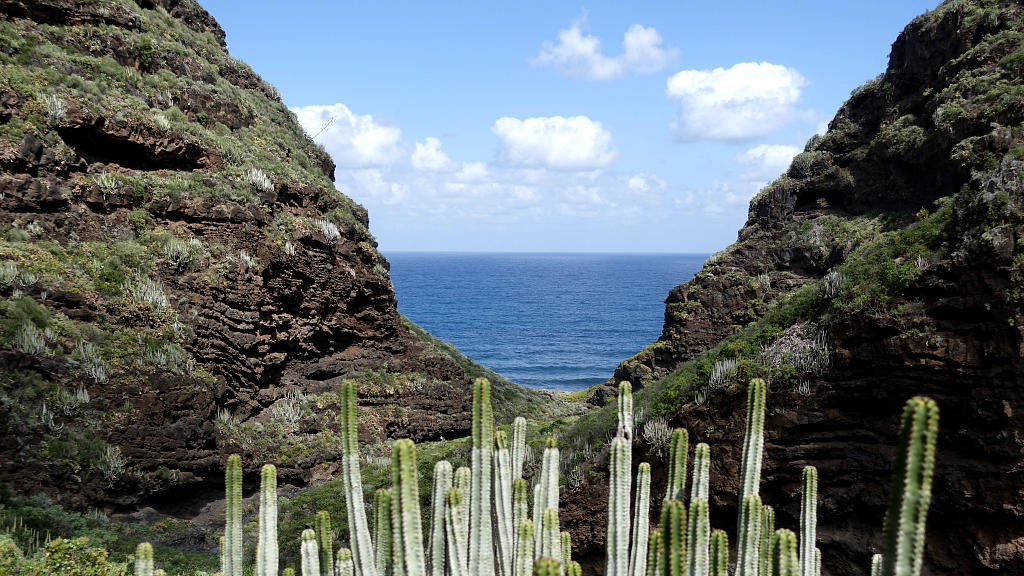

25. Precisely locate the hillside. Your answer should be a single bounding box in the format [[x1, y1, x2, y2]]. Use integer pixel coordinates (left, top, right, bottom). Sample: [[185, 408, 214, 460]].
[[562, 1, 1024, 574], [0, 0, 560, 515]]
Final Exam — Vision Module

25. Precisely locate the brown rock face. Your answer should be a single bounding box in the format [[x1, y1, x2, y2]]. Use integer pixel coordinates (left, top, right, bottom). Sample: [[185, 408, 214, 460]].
[[0, 0, 471, 512], [594, 1, 1024, 575]]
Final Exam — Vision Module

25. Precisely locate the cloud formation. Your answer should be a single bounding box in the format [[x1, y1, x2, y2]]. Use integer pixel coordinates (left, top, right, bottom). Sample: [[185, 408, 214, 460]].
[[735, 144, 801, 179], [291, 103, 404, 167], [533, 17, 676, 80], [666, 62, 807, 141], [492, 115, 616, 170], [411, 137, 454, 172]]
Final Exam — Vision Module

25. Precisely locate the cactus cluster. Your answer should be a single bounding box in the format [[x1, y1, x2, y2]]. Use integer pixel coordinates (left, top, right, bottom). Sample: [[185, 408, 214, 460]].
[[133, 377, 935, 576]]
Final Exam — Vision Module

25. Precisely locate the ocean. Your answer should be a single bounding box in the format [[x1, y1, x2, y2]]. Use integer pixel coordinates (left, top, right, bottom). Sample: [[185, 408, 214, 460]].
[[385, 252, 708, 392]]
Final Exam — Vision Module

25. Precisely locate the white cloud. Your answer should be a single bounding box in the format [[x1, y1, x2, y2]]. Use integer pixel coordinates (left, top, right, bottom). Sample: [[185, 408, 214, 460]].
[[492, 116, 616, 170], [666, 62, 807, 141], [455, 162, 488, 182], [533, 16, 676, 80], [292, 103, 404, 167], [411, 137, 454, 172], [736, 144, 801, 179]]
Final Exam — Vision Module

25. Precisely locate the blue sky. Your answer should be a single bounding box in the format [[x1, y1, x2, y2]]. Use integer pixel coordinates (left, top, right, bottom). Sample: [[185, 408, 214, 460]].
[[203, 1, 937, 253]]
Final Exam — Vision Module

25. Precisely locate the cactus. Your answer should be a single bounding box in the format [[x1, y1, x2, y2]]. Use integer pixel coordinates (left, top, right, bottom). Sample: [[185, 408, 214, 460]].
[[302, 529, 321, 576], [629, 463, 652, 576], [135, 542, 154, 576], [512, 416, 528, 481], [770, 530, 798, 576], [257, 464, 279, 576], [560, 532, 572, 568], [664, 429, 689, 502], [337, 549, 355, 576], [617, 381, 634, 441], [539, 509, 561, 564], [339, 380, 377, 576], [429, 461, 452, 576], [659, 501, 687, 576], [736, 379, 766, 576], [709, 530, 728, 576], [689, 444, 709, 504], [799, 467, 817, 576], [534, 437, 559, 557], [515, 520, 535, 576], [469, 378, 496, 576], [374, 489, 393, 576], [316, 511, 334, 576], [454, 466, 471, 568], [736, 495, 763, 576], [814, 548, 821, 576], [565, 562, 582, 576], [446, 489, 469, 576], [224, 454, 243, 576], [880, 396, 939, 576], [390, 439, 426, 576], [606, 436, 631, 576], [284, 569, 296, 576], [513, 478, 530, 561], [760, 506, 775, 576], [494, 431, 515, 576], [870, 554, 882, 576], [533, 558, 561, 576], [685, 499, 709, 576], [646, 530, 663, 576]]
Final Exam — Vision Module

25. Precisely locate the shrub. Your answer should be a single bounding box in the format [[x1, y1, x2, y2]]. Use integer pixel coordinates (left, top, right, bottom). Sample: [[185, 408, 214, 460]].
[[138, 35, 153, 71], [20, 536, 127, 576]]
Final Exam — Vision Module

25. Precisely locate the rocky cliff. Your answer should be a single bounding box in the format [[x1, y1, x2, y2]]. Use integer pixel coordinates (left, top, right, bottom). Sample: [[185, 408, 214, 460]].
[[0, 0, 489, 513], [574, 1, 1024, 574]]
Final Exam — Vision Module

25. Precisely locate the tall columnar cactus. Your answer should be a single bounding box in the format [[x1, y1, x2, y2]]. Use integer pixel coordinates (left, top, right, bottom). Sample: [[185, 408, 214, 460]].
[[539, 509, 561, 565], [373, 489, 393, 576], [685, 499, 709, 576], [302, 529, 321, 576], [646, 530, 663, 576], [340, 380, 376, 576], [513, 478, 530, 559], [224, 454, 243, 576], [135, 542, 154, 576], [428, 461, 452, 576], [770, 530, 798, 576], [880, 396, 939, 576], [469, 378, 496, 576], [606, 436, 631, 576], [736, 495, 763, 576], [316, 511, 334, 576], [533, 558, 561, 576], [709, 530, 728, 576], [560, 532, 572, 568], [659, 501, 687, 576], [372, 485, 391, 573], [689, 444, 709, 504], [629, 463, 652, 576], [515, 520, 535, 576], [454, 465, 472, 567], [799, 467, 818, 576], [534, 437, 560, 557], [814, 549, 821, 576], [257, 464, 279, 576], [494, 431, 516, 576], [664, 429, 689, 502], [390, 439, 426, 576], [736, 379, 766, 576], [446, 489, 469, 576], [760, 506, 775, 576], [617, 381, 634, 441], [565, 562, 582, 576], [512, 416, 528, 481], [336, 549, 355, 576], [284, 569, 296, 576]]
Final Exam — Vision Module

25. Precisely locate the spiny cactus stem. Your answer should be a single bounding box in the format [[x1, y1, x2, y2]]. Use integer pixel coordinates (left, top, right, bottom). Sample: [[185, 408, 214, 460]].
[[512, 416, 528, 481], [685, 499, 709, 576], [659, 500, 687, 576], [709, 530, 729, 576], [800, 466, 818, 576], [646, 530, 663, 576], [390, 439, 426, 576], [336, 549, 355, 576], [516, 520, 535, 576], [770, 529, 799, 576], [469, 378, 496, 576], [257, 464, 278, 576], [302, 529, 321, 576], [689, 443, 710, 504], [315, 511, 334, 576], [135, 542, 154, 576], [761, 505, 776, 576], [606, 436, 631, 576], [665, 429, 689, 503], [224, 454, 243, 576], [339, 380, 376, 576], [428, 461, 452, 576], [629, 463, 652, 576], [446, 488, 469, 576], [533, 557, 561, 576], [374, 489, 393, 576]]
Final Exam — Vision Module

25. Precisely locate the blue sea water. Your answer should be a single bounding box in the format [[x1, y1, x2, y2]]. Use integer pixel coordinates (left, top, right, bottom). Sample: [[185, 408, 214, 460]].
[[385, 252, 707, 392]]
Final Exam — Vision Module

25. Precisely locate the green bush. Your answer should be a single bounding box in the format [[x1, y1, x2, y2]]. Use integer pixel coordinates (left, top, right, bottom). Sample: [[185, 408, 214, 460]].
[[137, 36, 153, 72], [20, 537, 127, 576]]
